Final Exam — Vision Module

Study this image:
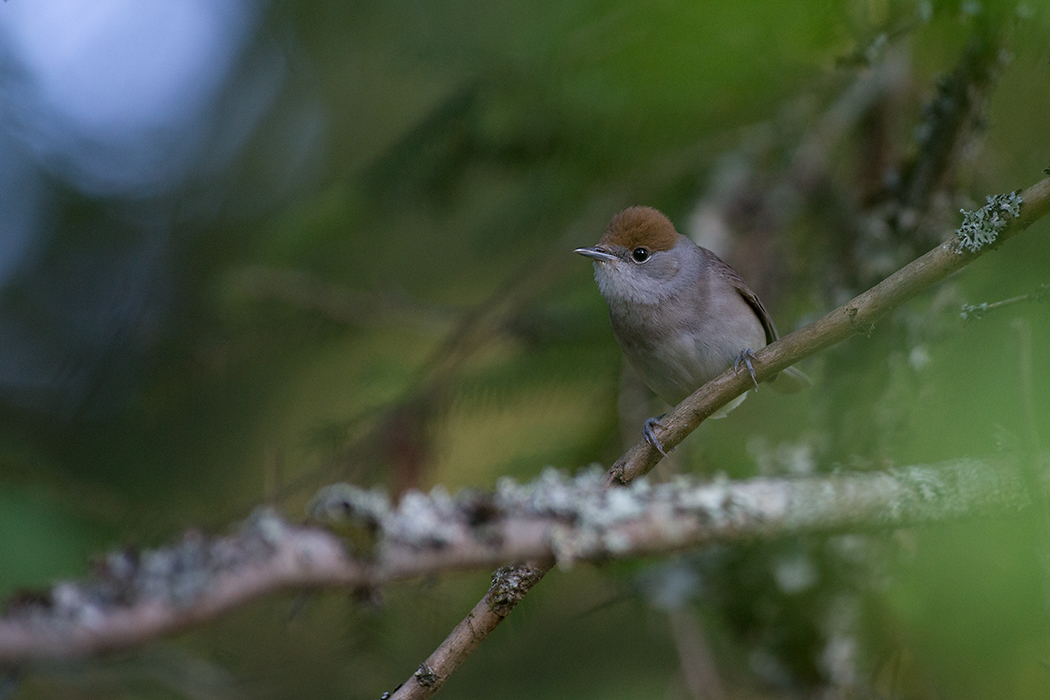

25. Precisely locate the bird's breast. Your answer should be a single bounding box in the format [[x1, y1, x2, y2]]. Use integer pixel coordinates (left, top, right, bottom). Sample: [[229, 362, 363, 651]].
[[607, 295, 766, 406]]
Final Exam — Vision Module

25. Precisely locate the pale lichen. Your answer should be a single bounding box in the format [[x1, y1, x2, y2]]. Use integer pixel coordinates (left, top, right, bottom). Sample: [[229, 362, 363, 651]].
[[307, 484, 391, 531], [413, 662, 439, 688], [307, 484, 392, 555], [489, 564, 545, 615], [3, 509, 293, 635], [955, 191, 1023, 253], [386, 488, 463, 548]]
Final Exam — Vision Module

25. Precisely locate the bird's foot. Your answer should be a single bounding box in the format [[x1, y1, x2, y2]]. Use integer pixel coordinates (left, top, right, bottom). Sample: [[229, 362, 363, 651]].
[[734, 348, 759, 390], [643, 415, 671, 457]]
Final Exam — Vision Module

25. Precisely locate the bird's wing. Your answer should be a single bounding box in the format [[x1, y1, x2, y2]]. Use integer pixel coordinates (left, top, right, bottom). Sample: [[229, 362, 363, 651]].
[[719, 261, 779, 345]]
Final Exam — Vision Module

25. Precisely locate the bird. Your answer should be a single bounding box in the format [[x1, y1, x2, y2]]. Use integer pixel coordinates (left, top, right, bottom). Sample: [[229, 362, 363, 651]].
[[575, 205, 810, 455]]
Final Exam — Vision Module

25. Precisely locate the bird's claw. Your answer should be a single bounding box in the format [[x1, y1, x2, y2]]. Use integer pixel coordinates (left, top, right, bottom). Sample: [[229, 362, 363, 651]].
[[734, 348, 759, 390], [643, 415, 671, 457]]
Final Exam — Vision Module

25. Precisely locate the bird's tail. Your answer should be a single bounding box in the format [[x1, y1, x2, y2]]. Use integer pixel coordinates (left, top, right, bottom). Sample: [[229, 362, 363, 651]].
[[766, 366, 812, 394]]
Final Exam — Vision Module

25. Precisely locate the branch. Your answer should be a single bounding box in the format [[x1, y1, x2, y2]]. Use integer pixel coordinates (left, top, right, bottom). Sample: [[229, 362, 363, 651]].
[[0, 513, 357, 664], [0, 456, 1035, 665]]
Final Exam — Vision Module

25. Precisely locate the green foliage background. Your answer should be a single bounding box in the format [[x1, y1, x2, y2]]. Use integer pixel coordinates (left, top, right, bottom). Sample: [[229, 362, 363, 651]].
[[2, 0, 1050, 697]]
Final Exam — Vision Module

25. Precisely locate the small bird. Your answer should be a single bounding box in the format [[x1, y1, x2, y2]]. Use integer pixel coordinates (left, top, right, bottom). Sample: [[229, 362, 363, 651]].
[[576, 206, 810, 454]]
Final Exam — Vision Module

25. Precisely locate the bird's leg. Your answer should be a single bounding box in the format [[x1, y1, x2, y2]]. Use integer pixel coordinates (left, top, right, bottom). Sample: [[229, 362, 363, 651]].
[[733, 348, 760, 390], [643, 414, 671, 457]]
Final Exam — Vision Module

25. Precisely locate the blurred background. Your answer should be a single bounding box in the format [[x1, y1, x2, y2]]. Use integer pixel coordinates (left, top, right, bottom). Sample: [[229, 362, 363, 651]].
[[1, 0, 1049, 697]]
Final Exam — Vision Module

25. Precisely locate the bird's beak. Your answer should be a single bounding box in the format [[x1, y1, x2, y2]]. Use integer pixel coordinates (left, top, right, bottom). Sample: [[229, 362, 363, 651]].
[[574, 246, 617, 262]]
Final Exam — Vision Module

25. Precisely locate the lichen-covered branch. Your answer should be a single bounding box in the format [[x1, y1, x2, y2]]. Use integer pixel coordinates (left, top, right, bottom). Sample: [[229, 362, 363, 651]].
[[0, 455, 1036, 666], [0, 512, 359, 664]]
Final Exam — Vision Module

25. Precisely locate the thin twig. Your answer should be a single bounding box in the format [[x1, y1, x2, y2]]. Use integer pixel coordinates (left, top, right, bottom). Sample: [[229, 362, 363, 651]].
[[960, 283, 1050, 321]]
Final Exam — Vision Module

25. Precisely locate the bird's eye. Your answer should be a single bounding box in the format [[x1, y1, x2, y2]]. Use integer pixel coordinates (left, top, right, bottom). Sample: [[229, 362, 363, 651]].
[[631, 247, 651, 263]]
